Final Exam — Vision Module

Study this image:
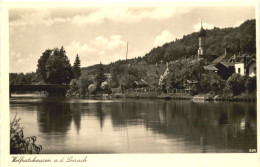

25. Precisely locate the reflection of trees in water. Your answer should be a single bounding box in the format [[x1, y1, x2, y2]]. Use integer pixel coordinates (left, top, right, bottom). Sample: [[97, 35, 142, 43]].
[[37, 98, 82, 134], [37, 99, 110, 134], [36, 98, 256, 152], [79, 102, 108, 130], [37, 98, 72, 134], [95, 103, 105, 130], [70, 103, 81, 133], [143, 101, 256, 152], [109, 100, 150, 129], [108, 100, 256, 152]]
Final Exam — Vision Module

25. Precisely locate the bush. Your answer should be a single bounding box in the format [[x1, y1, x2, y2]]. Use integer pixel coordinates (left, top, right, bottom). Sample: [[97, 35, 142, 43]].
[[200, 73, 225, 93], [245, 76, 256, 92], [69, 79, 80, 92], [10, 115, 42, 154], [79, 74, 92, 95], [225, 73, 246, 95], [88, 83, 97, 94]]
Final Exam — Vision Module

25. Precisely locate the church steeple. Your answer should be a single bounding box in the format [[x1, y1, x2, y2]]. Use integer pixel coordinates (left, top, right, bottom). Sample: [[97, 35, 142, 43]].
[[198, 22, 206, 57]]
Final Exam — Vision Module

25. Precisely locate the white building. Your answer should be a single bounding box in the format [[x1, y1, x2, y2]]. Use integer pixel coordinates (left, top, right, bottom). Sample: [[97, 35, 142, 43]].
[[235, 63, 245, 76], [246, 59, 256, 77], [235, 58, 256, 77]]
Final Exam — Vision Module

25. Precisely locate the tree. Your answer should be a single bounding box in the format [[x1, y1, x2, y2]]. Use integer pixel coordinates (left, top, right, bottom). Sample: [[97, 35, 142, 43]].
[[73, 54, 81, 79], [37, 47, 73, 84], [225, 73, 245, 95], [36, 49, 52, 81], [119, 73, 137, 89], [200, 73, 225, 93], [69, 79, 80, 92], [78, 74, 92, 95], [166, 60, 188, 89], [94, 62, 106, 92], [245, 76, 256, 93], [166, 59, 206, 90], [186, 59, 207, 91]]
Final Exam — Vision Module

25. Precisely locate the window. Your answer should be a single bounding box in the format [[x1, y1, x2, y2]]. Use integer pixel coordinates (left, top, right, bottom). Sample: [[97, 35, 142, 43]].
[[238, 68, 240, 74]]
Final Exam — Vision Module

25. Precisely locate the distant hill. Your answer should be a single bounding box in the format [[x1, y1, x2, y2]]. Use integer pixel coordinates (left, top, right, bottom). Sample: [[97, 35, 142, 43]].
[[142, 19, 256, 64]]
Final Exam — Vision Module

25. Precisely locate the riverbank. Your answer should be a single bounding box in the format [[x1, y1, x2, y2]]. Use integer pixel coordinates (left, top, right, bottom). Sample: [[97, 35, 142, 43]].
[[71, 91, 256, 102]]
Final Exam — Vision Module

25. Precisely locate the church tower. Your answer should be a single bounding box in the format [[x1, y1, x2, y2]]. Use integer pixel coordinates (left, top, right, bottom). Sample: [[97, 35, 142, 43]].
[[198, 22, 206, 57]]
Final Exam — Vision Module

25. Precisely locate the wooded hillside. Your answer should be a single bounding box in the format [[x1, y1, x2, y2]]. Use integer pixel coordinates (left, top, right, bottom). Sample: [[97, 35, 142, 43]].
[[142, 19, 256, 64]]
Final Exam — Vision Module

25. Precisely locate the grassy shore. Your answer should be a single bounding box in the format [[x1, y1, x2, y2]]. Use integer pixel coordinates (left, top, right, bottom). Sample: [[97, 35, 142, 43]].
[[104, 91, 256, 102]]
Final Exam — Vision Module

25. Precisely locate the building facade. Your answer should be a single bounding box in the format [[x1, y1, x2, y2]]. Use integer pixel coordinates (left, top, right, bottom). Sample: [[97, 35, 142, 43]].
[[198, 22, 206, 57], [234, 56, 256, 77], [235, 63, 245, 76], [246, 59, 256, 77]]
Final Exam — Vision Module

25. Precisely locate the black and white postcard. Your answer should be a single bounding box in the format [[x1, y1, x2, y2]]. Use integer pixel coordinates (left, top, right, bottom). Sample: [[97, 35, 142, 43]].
[[0, 0, 259, 167]]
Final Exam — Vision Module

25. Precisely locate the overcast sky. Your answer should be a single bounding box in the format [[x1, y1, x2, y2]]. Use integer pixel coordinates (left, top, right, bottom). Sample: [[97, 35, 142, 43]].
[[9, 6, 255, 73]]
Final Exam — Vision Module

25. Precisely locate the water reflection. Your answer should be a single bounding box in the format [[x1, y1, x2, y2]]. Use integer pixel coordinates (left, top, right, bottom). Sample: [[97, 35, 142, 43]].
[[37, 98, 72, 134], [140, 101, 257, 152], [10, 96, 256, 153]]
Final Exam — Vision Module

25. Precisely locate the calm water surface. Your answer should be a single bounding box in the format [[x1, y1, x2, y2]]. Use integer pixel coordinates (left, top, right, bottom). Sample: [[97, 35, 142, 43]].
[[10, 94, 257, 153]]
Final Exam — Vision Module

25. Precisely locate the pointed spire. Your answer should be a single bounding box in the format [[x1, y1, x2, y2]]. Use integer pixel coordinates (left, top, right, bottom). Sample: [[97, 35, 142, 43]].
[[198, 21, 206, 37]]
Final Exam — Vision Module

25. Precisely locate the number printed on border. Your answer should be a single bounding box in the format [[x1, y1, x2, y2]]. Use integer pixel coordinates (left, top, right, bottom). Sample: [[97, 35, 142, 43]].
[[249, 149, 257, 153]]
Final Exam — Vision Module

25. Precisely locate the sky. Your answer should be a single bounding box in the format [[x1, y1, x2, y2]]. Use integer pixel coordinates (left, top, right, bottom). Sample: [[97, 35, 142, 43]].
[[9, 5, 255, 73]]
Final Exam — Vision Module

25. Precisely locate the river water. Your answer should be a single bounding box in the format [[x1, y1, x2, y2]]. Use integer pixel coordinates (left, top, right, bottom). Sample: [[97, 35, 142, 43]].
[[10, 94, 257, 153]]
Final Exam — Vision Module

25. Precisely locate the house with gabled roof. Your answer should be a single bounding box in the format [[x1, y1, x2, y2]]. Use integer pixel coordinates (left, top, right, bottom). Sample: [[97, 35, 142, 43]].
[[204, 48, 235, 79], [246, 59, 256, 77], [234, 56, 256, 77]]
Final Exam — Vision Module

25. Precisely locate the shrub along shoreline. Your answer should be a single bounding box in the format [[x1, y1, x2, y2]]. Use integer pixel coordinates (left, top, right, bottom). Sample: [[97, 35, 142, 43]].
[[67, 91, 256, 102]]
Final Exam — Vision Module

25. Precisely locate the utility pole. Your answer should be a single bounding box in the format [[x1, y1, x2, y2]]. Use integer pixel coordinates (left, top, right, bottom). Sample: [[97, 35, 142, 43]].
[[126, 42, 128, 62]]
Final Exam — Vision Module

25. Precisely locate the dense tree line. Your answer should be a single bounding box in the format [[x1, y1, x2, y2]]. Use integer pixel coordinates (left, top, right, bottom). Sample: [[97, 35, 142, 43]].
[[67, 62, 146, 96], [67, 62, 107, 95], [9, 72, 38, 85]]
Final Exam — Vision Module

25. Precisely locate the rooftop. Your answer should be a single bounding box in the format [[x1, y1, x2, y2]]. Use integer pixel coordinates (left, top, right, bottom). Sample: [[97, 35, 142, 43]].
[[204, 65, 218, 71], [211, 53, 233, 64], [220, 62, 235, 68]]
